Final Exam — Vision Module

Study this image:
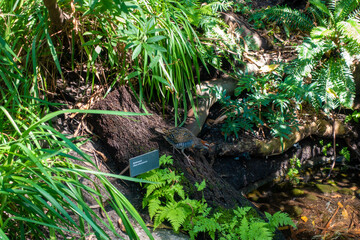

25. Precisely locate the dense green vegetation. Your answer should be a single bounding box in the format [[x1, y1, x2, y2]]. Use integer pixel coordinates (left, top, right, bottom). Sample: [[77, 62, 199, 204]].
[[0, 40, 153, 240], [253, 0, 360, 112], [138, 155, 296, 239], [0, 0, 359, 239], [215, 0, 360, 147]]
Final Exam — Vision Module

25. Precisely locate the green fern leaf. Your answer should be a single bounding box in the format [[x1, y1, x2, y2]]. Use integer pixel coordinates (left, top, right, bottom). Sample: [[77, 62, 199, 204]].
[[266, 211, 296, 231], [159, 154, 173, 166], [166, 205, 189, 232], [247, 222, 272, 240], [239, 216, 250, 239], [311, 26, 335, 39], [148, 198, 161, 220], [234, 206, 252, 218], [171, 183, 186, 200], [338, 19, 360, 46], [254, 6, 314, 31], [334, 0, 360, 22], [192, 217, 219, 232], [310, 0, 333, 19], [145, 181, 165, 197]]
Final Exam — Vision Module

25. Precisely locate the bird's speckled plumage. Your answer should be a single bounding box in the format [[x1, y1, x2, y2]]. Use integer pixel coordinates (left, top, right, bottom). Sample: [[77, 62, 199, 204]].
[[164, 127, 202, 149], [155, 127, 208, 151]]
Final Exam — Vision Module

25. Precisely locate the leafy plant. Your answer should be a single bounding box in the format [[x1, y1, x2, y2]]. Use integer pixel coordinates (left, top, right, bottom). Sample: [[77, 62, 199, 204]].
[[138, 155, 296, 239], [278, 0, 360, 112], [251, 0, 360, 112], [287, 156, 302, 184], [251, 4, 318, 33], [138, 155, 209, 231], [233, 0, 253, 16], [197, 207, 296, 240], [62, 0, 244, 124], [339, 147, 350, 162], [209, 66, 302, 144], [0, 25, 152, 238], [345, 110, 360, 123], [319, 139, 333, 156]]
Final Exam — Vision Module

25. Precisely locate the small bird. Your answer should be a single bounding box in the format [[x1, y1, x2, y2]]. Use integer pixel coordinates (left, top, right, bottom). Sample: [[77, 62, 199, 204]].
[[155, 127, 209, 164]]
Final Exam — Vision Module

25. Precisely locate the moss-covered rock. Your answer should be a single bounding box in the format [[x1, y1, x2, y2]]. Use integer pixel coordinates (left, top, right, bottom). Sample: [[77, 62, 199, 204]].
[[291, 188, 305, 196], [305, 193, 319, 201], [315, 184, 339, 193], [338, 188, 354, 195], [288, 205, 303, 217]]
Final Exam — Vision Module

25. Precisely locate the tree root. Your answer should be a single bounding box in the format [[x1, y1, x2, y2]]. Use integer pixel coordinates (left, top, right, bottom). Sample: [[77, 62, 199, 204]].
[[186, 77, 238, 136], [218, 118, 354, 157]]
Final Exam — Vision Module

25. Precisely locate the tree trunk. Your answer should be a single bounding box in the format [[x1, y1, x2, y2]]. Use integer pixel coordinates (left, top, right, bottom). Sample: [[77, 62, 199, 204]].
[[42, 0, 67, 32]]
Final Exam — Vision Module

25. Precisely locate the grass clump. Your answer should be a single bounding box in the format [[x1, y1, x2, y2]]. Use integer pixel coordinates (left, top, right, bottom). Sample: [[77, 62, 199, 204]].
[[0, 26, 152, 239]]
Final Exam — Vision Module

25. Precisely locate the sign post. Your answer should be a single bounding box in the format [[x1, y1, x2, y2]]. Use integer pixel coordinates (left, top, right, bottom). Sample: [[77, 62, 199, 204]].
[[129, 150, 159, 177]]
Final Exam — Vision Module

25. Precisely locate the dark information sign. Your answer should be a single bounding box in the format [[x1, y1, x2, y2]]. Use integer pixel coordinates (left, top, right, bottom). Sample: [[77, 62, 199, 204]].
[[129, 150, 159, 177]]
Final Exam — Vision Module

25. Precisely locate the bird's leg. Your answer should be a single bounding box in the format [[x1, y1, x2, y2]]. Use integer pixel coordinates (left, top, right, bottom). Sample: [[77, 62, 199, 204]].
[[181, 149, 194, 165]]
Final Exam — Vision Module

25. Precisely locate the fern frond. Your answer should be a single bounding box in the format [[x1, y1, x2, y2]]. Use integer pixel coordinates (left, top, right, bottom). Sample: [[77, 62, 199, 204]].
[[310, 0, 333, 20], [348, 7, 360, 20], [234, 206, 252, 218], [334, 0, 360, 21], [338, 18, 360, 47], [317, 65, 337, 110], [297, 38, 336, 61], [239, 216, 250, 239], [166, 205, 189, 231], [153, 201, 190, 231], [312, 59, 342, 111], [247, 221, 273, 240], [159, 154, 173, 166], [331, 57, 355, 108], [169, 183, 186, 200], [311, 26, 335, 39], [145, 181, 166, 197], [327, 0, 337, 12], [255, 6, 314, 31], [191, 216, 220, 240], [306, 4, 329, 26], [148, 198, 161, 220], [153, 205, 166, 229], [265, 211, 297, 231]]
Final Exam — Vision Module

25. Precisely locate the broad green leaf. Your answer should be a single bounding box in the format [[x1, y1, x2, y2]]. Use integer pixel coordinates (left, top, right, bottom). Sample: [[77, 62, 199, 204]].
[[152, 75, 171, 87], [82, 39, 101, 46], [126, 71, 141, 79], [149, 55, 161, 69], [149, 44, 167, 52], [132, 44, 142, 60], [146, 35, 166, 43]]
